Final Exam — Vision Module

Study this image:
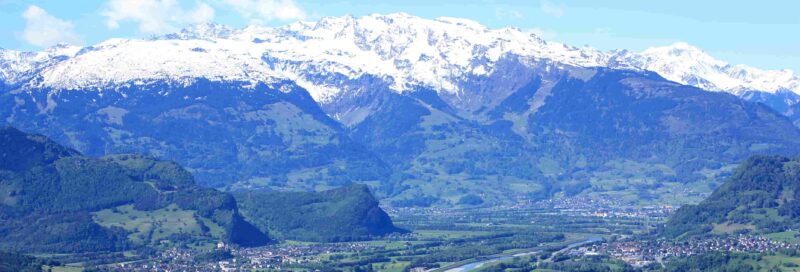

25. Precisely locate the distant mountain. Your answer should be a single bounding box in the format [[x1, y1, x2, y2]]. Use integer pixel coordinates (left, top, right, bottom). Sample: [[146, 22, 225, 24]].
[[234, 184, 406, 242], [2, 14, 800, 205], [610, 42, 800, 96], [664, 155, 800, 238], [608, 43, 800, 122], [0, 126, 269, 252]]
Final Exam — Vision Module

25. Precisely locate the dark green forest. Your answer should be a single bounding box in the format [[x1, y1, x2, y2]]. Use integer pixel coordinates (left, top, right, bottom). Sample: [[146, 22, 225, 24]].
[[235, 184, 406, 242]]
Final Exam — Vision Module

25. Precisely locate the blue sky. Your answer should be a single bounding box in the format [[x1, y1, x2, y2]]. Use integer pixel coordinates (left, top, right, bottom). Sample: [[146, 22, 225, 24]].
[[1, 0, 798, 72]]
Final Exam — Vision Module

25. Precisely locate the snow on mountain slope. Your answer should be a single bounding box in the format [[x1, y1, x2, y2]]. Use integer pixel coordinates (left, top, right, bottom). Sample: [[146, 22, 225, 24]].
[[224, 13, 609, 102], [253, 13, 609, 96], [38, 38, 280, 90], [611, 42, 800, 95], [0, 44, 81, 86], [2, 13, 799, 104], [2, 13, 609, 102]]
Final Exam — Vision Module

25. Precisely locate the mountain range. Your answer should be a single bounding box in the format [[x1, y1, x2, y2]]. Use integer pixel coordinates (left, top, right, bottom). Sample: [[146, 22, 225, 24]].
[[3, 14, 798, 112], [2, 13, 800, 205]]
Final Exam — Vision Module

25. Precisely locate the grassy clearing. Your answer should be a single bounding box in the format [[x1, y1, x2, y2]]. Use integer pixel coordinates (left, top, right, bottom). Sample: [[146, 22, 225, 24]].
[[581, 159, 713, 206], [371, 260, 411, 272], [711, 223, 756, 234], [414, 230, 492, 240], [92, 204, 220, 244], [767, 231, 800, 244], [758, 254, 800, 271], [46, 265, 84, 272]]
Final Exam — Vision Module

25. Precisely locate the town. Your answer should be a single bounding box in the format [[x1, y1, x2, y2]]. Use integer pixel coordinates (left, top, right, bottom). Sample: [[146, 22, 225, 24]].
[[110, 242, 376, 271], [568, 234, 799, 267]]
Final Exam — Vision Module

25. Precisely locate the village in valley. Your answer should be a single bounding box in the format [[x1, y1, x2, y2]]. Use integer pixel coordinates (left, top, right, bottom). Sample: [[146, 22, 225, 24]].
[[90, 194, 800, 271]]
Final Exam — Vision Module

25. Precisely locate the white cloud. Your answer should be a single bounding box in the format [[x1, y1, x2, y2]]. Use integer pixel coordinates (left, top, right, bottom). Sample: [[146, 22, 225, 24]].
[[21, 5, 81, 47], [495, 8, 523, 20], [186, 2, 216, 23], [223, 0, 306, 24], [102, 0, 215, 34], [540, 0, 566, 17]]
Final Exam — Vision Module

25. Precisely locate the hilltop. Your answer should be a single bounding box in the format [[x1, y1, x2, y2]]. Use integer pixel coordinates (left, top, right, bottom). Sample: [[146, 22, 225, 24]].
[[235, 184, 406, 242]]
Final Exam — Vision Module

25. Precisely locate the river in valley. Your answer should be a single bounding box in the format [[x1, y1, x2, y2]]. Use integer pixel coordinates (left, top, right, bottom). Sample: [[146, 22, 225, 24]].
[[443, 237, 603, 272]]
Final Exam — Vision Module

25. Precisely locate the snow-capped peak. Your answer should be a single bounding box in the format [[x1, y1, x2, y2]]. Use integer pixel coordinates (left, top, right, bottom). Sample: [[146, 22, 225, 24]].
[[1, 13, 799, 103], [619, 42, 800, 94], [227, 12, 607, 100], [434, 16, 488, 31], [157, 23, 236, 40], [641, 42, 727, 69], [37, 38, 281, 90], [646, 42, 704, 54], [0, 43, 82, 86], [43, 43, 83, 56]]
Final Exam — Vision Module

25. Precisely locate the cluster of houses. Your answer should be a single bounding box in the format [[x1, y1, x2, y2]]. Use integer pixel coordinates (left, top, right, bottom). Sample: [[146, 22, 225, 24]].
[[528, 195, 676, 219], [569, 234, 797, 267], [109, 240, 376, 271]]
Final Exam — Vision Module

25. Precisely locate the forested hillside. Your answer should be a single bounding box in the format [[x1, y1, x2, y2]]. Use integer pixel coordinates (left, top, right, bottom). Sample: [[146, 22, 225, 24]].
[[235, 184, 406, 242], [664, 155, 800, 238], [0, 126, 269, 252]]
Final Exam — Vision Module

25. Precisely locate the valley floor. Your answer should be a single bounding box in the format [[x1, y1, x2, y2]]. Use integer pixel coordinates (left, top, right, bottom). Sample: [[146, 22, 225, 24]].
[[32, 197, 658, 271], [30, 197, 800, 271]]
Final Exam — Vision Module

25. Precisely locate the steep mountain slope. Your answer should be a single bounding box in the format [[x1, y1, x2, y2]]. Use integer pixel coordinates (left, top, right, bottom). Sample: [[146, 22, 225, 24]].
[[0, 126, 269, 252], [234, 184, 405, 242], [347, 86, 552, 204], [350, 61, 800, 205], [520, 68, 800, 198], [0, 80, 388, 189], [664, 156, 800, 238]]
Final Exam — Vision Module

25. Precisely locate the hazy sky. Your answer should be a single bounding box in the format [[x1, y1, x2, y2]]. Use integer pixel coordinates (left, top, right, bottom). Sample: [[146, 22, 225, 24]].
[[1, 0, 798, 72]]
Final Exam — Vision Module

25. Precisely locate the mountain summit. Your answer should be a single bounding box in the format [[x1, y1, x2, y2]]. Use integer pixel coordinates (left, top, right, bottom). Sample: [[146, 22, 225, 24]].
[[614, 42, 800, 95]]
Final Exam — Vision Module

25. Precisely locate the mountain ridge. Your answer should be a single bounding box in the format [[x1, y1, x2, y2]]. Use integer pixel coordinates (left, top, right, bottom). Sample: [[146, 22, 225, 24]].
[[2, 13, 798, 110]]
